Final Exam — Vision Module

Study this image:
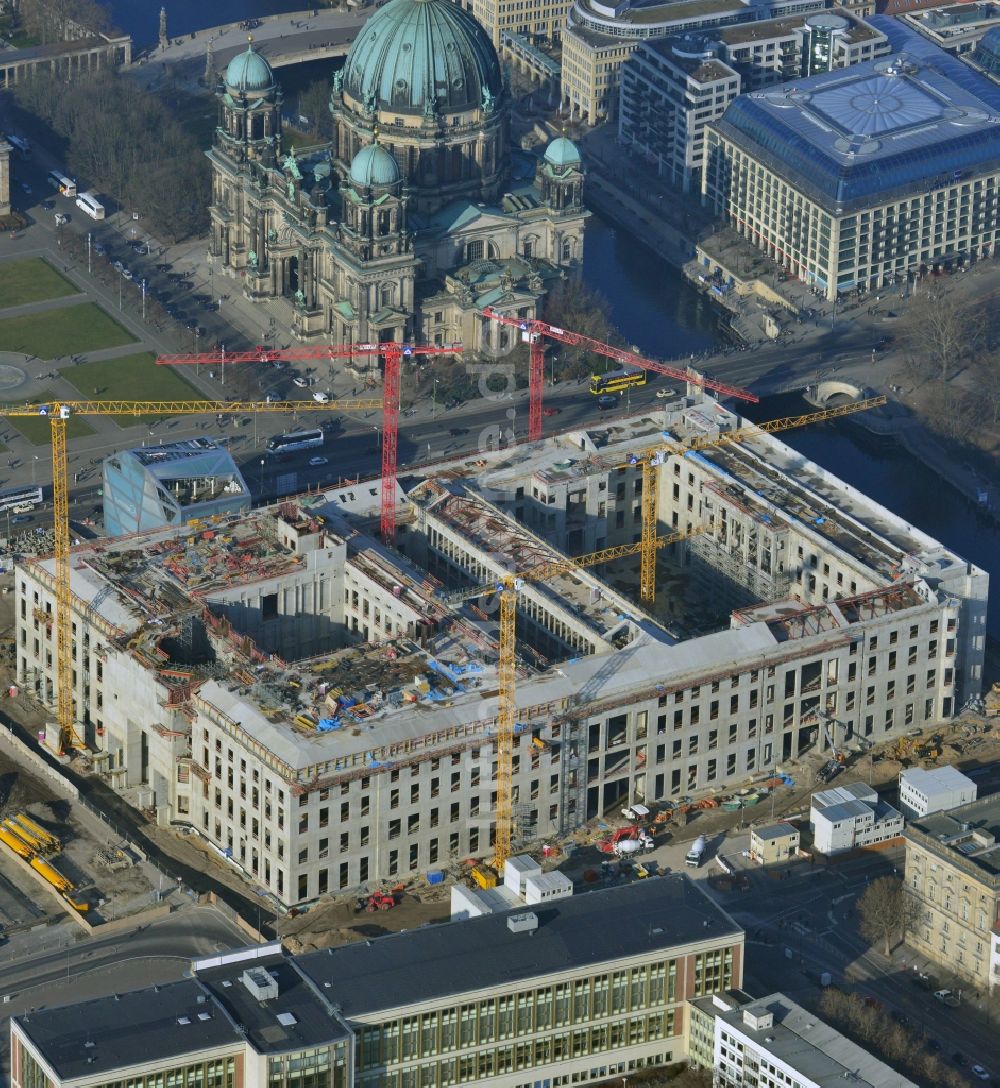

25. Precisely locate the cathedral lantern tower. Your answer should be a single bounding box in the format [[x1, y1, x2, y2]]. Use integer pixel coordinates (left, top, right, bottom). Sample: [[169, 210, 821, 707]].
[[214, 40, 282, 169]]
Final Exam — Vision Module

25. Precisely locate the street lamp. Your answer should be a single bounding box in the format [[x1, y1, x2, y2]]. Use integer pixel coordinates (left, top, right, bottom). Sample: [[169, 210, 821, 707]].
[[118, 270, 124, 311], [141, 278, 147, 321], [432, 378, 439, 417]]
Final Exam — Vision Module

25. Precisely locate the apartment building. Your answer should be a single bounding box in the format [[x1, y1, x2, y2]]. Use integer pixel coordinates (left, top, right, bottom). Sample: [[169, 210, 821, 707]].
[[904, 794, 1000, 991], [14, 395, 986, 908], [560, 0, 826, 124], [687, 991, 920, 1086], [704, 39, 1000, 299], [618, 10, 888, 192], [11, 877, 745, 1088]]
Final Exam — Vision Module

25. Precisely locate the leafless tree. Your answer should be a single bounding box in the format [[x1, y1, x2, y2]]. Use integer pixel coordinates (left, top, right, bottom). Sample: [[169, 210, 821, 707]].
[[856, 875, 918, 955], [902, 285, 979, 383]]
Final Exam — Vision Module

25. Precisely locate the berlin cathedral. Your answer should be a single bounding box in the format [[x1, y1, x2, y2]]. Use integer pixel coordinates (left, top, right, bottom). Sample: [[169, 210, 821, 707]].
[[207, 0, 588, 349]]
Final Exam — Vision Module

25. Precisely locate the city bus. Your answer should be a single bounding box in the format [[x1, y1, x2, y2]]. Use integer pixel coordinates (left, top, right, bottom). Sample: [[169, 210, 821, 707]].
[[7, 136, 31, 158], [0, 484, 43, 514], [590, 367, 647, 395], [75, 191, 105, 220], [47, 171, 77, 197], [266, 428, 325, 456]]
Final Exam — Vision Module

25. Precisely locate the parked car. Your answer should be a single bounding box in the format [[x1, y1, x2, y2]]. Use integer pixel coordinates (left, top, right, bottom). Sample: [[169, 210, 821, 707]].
[[308, 456, 328, 467], [94, 243, 107, 257], [112, 260, 124, 272], [293, 376, 309, 388], [54, 212, 68, 225], [121, 268, 133, 281], [312, 391, 330, 403], [155, 263, 171, 273], [971, 1066, 990, 1081], [934, 990, 960, 1007]]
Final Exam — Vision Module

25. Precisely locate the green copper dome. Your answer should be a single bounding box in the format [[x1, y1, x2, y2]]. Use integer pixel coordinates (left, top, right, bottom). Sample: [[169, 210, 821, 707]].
[[342, 0, 503, 116], [225, 43, 275, 92], [544, 137, 581, 168], [350, 142, 402, 187]]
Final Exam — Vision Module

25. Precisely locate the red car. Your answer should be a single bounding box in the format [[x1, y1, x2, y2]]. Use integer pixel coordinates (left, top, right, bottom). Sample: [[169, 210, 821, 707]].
[[542, 407, 562, 417]]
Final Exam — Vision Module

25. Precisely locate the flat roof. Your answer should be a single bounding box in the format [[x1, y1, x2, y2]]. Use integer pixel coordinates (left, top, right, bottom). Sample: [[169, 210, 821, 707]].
[[905, 794, 1000, 878], [13, 978, 243, 1081], [901, 764, 976, 794], [752, 821, 798, 840], [721, 992, 920, 1087], [297, 875, 743, 1018], [713, 50, 1000, 210]]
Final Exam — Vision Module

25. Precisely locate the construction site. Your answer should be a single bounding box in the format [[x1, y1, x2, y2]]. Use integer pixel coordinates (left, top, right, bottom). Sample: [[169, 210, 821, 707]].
[[10, 388, 989, 909]]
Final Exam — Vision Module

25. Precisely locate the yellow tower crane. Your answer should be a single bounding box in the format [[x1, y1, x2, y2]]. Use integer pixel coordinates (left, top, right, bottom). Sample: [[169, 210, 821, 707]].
[[0, 398, 379, 755], [634, 396, 888, 603]]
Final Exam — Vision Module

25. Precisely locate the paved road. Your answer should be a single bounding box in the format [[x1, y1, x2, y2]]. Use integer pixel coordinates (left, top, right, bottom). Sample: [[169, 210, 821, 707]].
[[0, 905, 248, 1087]]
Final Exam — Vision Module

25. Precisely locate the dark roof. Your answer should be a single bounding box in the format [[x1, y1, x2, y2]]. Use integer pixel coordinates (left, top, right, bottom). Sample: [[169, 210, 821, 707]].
[[14, 979, 243, 1081], [13, 878, 742, 1077], [297, 875, 742, 1017], [197, 957, 350, 1053]]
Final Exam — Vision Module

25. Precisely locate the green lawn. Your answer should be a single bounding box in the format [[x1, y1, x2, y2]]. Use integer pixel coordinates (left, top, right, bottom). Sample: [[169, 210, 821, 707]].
[[0, 303, 136, 359], [6, 390, 95, 446], [0, 259, 78, 308], [62, 351, 205, 422]]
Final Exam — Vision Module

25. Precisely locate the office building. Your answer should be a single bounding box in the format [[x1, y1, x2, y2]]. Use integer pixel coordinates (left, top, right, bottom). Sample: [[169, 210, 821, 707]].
[[561, 0, 827, 125], [687, 990, 920, 1086], [10, 877, 745, 1088], [14, 393, 986, 907], [102, 438, 250, 537], [469, 0, 572, 47], [704, 40, 1000, 299], [810, 782, 903, 855], [898, 765, 977, 820], [748, 821, 799, 864], [904, 794, 1000, 990], [618, 9, 888, 192]]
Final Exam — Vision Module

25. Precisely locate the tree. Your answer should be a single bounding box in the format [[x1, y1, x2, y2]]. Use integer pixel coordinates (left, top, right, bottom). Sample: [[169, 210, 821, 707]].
[[542, 278, 623, 378], [856, 875, 917, 954], [902, 285, 979, 383]]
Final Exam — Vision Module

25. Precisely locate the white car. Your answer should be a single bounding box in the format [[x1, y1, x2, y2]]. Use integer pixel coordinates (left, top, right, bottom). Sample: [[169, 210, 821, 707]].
[[971, 1066, 990, 1081], [312, 391, 330, 403], [54, 212, 68, 225], [121, 268, 133, 281], [308, 456, 328, 467], [655, 388, 672, 398], [292, 376, 308, 388]]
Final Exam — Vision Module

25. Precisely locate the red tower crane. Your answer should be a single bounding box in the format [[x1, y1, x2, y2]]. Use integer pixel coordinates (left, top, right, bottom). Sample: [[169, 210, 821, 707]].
[[157, 341, 463, 544], [479, 307, 759, 442]]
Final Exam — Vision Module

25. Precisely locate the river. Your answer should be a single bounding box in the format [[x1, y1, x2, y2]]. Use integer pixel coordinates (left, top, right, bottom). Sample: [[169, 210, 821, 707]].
[[114, 0, 997, 634]]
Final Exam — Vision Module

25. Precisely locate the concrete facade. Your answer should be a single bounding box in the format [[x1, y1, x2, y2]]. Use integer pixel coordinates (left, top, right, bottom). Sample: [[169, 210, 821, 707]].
[[13, 395, 987, 908], [470, 0, 572, 46], [618, 10, 888, 193], [898, 765, 977, 820], [810, 782, 903, 855], [11, 879, 744, 1088], [904, 795, 1000, 991]]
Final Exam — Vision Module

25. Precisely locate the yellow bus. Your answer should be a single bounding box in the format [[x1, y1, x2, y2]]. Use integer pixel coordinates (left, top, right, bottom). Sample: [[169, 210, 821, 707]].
[[590, 367, 647, 395]]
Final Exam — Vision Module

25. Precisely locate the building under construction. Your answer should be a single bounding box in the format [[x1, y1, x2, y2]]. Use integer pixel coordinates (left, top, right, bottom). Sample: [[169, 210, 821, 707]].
[[14, 391, 987, 907]]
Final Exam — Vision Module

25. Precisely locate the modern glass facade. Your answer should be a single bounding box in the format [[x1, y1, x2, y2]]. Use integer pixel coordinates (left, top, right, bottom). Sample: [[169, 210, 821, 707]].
[[351, 951, 736, 1088]]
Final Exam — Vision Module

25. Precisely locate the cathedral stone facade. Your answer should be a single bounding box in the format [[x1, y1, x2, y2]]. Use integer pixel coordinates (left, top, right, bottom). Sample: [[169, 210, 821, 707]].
[[207, 0, 587, 349]]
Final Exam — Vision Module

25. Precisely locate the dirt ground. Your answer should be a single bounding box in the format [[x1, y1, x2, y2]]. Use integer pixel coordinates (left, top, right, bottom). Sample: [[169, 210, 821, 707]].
[[278, 884, 452, 953]]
